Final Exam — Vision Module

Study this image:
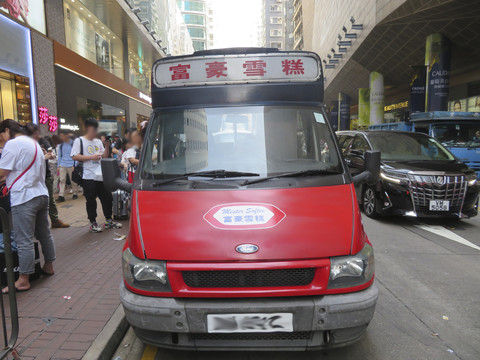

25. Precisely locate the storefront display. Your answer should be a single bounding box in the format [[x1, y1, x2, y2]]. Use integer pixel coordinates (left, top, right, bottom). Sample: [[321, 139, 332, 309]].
[[63, 0, 124, 79], [0, 13, 36, 123], [0, 0, 46, 34], [448, 96, 480, 112], [128, 52, 152, 94], [77, 97, 126, 136]]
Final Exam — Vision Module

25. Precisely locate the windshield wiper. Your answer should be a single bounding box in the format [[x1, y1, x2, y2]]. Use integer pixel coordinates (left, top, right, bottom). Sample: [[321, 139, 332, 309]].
[[241, 169, 342, 186], [152, 170, 260, 186]]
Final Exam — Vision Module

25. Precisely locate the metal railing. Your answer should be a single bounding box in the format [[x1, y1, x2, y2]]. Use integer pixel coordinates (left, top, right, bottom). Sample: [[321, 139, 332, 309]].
[[0, 207, 19, 359]]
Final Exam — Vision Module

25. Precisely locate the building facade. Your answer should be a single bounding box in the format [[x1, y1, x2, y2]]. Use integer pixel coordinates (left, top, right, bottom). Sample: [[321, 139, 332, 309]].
[[0, 0, 193, 135], [178, 0, 209, 51], [298, 0, 480, 127]]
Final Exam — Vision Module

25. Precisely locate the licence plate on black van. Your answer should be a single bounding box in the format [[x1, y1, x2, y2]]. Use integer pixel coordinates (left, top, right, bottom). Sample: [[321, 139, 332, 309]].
[[429, 200, 450, 211], [207, 313, 293, 333]]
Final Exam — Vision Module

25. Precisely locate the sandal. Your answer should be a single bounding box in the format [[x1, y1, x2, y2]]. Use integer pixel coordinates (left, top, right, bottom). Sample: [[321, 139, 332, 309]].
[[2, 286, 30, 294]]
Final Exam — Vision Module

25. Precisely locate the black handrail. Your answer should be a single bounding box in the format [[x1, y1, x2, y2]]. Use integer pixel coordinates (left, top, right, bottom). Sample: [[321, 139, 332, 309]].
[[0, 207, 19, 359]]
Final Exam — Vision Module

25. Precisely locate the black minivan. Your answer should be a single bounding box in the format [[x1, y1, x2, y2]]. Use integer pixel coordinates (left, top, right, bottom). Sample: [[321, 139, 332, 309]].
[[337, 130, 479, 219]]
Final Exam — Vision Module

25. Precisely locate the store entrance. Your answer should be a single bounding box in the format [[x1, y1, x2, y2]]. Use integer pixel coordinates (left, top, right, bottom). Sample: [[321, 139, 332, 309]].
[[0, 69, 32, 123]]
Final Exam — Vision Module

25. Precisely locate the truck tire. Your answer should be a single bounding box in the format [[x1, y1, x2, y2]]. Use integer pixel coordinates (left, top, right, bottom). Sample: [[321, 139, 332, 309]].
[[363, 186, 380, 219]]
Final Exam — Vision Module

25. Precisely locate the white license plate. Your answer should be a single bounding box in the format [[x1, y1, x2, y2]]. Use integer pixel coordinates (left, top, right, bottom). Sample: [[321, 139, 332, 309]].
[[207, 313, 293, 333], [429, 200, 450, 211]]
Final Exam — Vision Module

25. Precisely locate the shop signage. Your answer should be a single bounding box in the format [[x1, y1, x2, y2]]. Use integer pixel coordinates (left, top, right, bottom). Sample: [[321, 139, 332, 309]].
[[153, 54, 321, 88], [369, 71, 384, 125], [38, 107, 58, 132], [384, 101, 409, 112], [138, 92, 152, 104]]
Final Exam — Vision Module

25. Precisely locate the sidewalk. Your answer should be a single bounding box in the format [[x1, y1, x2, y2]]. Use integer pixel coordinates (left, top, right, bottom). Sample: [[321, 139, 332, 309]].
[[1, 194, 128, 360]]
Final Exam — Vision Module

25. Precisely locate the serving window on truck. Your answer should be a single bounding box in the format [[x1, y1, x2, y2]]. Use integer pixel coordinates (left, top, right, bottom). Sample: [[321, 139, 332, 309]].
[[142, 106, 340, 181]]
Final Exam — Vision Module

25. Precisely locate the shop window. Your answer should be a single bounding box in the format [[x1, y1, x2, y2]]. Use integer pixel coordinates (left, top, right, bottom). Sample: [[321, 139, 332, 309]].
[[0, 70, 32, 124], [76, 97, 126, 136], [128, 52, 152, 94], [63, 0, 124, 80]]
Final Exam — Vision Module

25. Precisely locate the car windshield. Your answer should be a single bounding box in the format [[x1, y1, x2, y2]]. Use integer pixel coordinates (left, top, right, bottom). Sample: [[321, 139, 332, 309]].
[[432, 123, 480, 148], [367, 133, 455, 162], [141, 106, 342, 180]]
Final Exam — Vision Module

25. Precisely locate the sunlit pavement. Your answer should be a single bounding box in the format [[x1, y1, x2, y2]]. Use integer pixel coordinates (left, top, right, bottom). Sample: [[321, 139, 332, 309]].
[[115, 213, 480, 360]]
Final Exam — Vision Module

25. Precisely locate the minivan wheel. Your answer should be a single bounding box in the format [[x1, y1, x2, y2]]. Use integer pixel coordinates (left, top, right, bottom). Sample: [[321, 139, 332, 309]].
[[363, 187, 379, 218]]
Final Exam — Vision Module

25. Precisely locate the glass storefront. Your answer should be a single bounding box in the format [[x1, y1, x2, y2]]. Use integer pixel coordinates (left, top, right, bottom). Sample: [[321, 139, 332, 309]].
[[63, 0, 124, 79], [128, 52, 152, 94], [0, 13, 36, 124], [77, 97, 126, 136]]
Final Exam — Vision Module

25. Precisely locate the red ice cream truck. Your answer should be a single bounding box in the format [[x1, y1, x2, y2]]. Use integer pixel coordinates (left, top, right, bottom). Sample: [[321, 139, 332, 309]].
[[102, 48, 380, 350]]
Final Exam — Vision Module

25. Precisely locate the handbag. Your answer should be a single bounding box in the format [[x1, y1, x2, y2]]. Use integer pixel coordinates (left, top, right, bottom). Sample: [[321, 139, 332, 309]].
[[0, 143, 38, 198], [72, 138, 84, 186]]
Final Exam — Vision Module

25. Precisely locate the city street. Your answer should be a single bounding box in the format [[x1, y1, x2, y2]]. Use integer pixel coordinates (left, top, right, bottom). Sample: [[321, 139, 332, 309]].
[[114, 214, 480, 360]]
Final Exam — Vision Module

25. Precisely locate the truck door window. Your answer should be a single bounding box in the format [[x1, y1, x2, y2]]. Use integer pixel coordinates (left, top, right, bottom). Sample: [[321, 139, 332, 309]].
[[142, 106, 343, 182]]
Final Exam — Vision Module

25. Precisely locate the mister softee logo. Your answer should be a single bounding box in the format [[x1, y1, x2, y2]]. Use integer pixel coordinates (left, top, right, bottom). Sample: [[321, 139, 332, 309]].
[[204, 203, 286, 230]]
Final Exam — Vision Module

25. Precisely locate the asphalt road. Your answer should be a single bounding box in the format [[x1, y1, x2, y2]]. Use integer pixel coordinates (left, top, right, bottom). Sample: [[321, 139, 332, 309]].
[[116, 214, 480, 360]]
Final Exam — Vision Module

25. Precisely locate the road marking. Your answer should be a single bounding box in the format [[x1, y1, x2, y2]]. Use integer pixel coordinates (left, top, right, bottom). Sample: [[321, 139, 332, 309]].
[[414, 224, 480, 251], [141, 345, 157, 360]]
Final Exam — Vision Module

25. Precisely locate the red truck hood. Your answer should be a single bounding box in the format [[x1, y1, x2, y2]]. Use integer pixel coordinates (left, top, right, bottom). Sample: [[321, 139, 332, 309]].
[[132, 184, 358, 262]]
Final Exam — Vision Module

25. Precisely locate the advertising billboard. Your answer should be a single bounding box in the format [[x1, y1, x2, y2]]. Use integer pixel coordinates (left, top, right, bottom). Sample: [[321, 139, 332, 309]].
[[409, 66, 426, 114], [358, 88, 370, 128], [338, 93, 350, 131], [425, 33, 450, 111], [369, 71, 384, 124], [0, 0, 46, 34]]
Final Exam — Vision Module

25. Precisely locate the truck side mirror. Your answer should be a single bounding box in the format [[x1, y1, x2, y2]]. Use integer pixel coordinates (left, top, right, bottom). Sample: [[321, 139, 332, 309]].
[[101, 159, 133, 193], [352, 151, 381, 186]]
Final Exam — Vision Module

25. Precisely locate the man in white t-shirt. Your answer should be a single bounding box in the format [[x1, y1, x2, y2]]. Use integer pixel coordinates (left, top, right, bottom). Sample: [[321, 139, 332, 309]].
[[71, 118, 122, 233], [0, 119, 56, 293]]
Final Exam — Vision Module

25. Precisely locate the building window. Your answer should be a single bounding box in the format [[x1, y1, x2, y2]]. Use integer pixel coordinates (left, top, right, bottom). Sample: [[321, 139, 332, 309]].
[[184, 13, 205, 25], [178, 1, 205, 12], [270, 42, 282, 49], [270, 4, 282, 12], [192, 40, 206, 51], [270, 17, 282, 24], [270, 29, 282, 37], [188, 27, 205, 39]]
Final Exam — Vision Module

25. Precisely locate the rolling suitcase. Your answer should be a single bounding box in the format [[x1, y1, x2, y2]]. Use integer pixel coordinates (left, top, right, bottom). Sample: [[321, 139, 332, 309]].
[[113, 189, 130, 220]]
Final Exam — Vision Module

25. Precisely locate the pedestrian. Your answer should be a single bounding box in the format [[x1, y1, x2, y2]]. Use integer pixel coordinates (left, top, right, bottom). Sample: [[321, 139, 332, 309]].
[[0, 119, 56, 293], [56, 130, 79, 202], [24, 124, 69, 228], [50, 134, 62, 193], [71, 118, 122, 233], [124, 128, 145, 183]]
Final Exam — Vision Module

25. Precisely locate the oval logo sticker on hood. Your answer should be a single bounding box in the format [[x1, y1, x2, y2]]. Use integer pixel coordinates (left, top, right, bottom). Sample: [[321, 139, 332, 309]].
[[204, 203, 286, 230], [236, 244, 259, 254]]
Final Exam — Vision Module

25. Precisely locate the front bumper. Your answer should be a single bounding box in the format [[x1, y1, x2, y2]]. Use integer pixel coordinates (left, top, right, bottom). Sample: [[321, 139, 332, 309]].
[[120, 282, 378, 350]]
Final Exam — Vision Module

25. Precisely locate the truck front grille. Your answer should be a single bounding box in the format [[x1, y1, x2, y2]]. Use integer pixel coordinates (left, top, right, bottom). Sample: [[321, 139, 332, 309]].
[[190, 331, 312, 341], [407, 174, 467, 213], [182, 268, 315, 288]]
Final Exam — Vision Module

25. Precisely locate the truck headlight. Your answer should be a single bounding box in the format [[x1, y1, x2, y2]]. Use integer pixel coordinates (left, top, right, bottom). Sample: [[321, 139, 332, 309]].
[[328, 243, 374, 289], [122, 248, 171, 292]]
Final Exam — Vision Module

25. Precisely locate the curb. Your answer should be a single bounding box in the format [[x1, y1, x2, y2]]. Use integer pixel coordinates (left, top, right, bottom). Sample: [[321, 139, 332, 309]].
[[82, 305, 129, 360]]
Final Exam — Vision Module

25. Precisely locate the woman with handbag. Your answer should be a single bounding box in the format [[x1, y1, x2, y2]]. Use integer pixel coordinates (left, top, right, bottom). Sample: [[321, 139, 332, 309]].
[[0, 120, 55, 293]]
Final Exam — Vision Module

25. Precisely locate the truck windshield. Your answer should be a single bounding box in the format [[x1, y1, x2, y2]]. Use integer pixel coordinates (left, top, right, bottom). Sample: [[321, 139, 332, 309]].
[[367, 133, 455, 162], [432, 123, 480, 148], [141, 106, 342, 180]]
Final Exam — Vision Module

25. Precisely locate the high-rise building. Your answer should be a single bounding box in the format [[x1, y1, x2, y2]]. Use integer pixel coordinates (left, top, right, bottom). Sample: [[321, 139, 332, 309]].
[[178, 0, 209, 51], [292, 0, 303, 50], [262, 0, 295, 50]]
